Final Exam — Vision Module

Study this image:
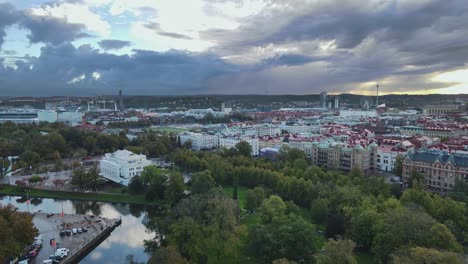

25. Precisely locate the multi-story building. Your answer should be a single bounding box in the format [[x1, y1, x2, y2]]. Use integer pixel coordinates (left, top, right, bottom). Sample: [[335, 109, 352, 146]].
[[402, 150, 468, 194], [423, 105, 459, 115], [179, 132, 219, 151], [100, 149, 152, 186], [219, 136, 259, 156], [288, 138, 315, 158], [310, 139, 378, 174], [400, 126, 463, 138], [377, 146, 405, 172]]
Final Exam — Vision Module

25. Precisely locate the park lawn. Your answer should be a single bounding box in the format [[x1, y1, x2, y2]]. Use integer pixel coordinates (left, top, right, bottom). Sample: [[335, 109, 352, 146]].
[[151, 126, 187, 133], [242, 213, 261, 226], [223, 186, 249, 209], [0, 184, 160, 205]]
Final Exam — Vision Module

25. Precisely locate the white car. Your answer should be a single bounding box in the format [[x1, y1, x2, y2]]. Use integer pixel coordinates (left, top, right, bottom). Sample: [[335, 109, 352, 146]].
[[72, 228, 77, 234], [56, 248, 70, 254]]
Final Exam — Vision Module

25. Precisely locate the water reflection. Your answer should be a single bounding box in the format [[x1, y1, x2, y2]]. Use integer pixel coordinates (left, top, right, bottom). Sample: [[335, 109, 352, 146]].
[[0, 195, 155, 264]]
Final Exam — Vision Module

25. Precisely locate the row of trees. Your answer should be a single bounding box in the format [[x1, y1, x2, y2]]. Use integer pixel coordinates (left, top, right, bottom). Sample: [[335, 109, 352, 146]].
[[0, 122, 181, 174], [165, 146, 467, 263]]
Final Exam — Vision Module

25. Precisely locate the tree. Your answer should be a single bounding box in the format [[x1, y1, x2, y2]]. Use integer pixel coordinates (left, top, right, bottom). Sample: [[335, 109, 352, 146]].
[[0, 205, 36, 263], [86, 165, 99, 189], [391, 247, 464, 264], [310, 198, 329, 224], [350, 210, 379, 250], [278, 146, 306, 163], [165, 172, 185, 205], [128, 175, 145, 194], [235, 141, 252, 157], [140, 166, 168, 200], [293, 158, 308, 171], [408, 169, 424, 189], [71, 167, 87, 188], [246, 187, 265, 211], [232, 175, 239, 200], [191, 170, 215, 195], [272, 259, 298, 264], [349, 166, 363, 179], [314, 238, 357, 264], [20, 150, 41, 169], [259, 195, 287, 223], [248, 214, 318, 263], [325, 213, 346, 238], [393, 155, 403, 176], [147, 142, 168, 157], [149, 246, 188, 264], [372, 207, 462, 262]]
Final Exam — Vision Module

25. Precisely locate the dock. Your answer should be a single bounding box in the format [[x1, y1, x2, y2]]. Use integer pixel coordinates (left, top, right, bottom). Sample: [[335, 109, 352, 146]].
[[31, 213, 121, 264]]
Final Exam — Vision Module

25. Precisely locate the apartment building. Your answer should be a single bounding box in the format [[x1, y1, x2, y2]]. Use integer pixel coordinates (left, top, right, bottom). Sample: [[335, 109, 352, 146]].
[[310, 139, 378, 175], [219, 136, 259, 156], [179, 132, 219, 151], [402, 150, 468, 194]]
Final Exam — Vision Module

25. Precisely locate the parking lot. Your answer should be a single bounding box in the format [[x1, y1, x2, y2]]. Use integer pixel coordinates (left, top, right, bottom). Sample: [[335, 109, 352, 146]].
[[30, 213, 110, 264]]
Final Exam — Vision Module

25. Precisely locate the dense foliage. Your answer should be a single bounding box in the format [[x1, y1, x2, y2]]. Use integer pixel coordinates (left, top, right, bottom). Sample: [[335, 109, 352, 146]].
[[160, 147, 468, 263], [0, 205, 36, 263]]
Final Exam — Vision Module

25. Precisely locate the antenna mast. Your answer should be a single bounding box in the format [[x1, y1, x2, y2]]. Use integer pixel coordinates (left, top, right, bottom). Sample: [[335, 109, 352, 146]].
[[376, 83, 379, 107]]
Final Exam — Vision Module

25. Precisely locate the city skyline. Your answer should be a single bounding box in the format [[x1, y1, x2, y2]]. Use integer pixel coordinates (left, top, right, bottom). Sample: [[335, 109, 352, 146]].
[[1, 0, 468, 96]]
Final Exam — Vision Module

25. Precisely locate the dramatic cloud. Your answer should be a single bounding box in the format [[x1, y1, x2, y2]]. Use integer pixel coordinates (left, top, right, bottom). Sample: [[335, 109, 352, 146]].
[[144, 22, 193, 40], [0, 43, 242, 96], [0, 3, 22, 47], [98, 39, 133, 50], [21, 13, 92, 45], [1, 0, 468, 95]]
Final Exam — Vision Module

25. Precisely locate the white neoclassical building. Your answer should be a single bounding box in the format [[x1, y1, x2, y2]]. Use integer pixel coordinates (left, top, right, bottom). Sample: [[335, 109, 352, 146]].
[[100, 149, 152, 186]]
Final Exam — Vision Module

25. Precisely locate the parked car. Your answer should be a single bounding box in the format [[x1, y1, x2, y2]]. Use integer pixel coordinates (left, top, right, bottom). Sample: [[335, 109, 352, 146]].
[[65, 229, 72, 236], [43, 260, 59, 264], [18, 260, 29, 264], [72, 228, 77, 234], [77, 228, 83, 233], [82, 227, 88, 232], [391, 176, 400, 182], [56, 248, 70, 254], [49, 255, 62, 260], [59, 231, 66, 236]]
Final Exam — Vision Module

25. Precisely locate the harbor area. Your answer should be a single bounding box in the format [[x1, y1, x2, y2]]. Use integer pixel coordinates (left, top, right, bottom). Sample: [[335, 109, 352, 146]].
[[31, 212, 121, 264]]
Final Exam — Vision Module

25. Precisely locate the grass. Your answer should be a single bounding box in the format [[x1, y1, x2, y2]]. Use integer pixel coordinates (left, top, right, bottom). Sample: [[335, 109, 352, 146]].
[[0, 184, 161, 205], [151, 126, 188, 133], [242, 213, 261, 226], [223, 186, 249, 209]]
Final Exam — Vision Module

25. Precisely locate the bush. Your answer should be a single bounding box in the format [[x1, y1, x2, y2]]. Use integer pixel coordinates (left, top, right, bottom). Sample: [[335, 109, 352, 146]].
[[29, 175, 42, 183]]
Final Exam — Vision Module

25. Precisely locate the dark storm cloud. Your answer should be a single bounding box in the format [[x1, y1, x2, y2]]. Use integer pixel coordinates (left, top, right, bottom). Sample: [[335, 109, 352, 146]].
[[0, 3, 22, 47], [0, 3, 92, 47], [261, 54, 322, 67], [144, 22, 193, 40], [0, 43, 244, 96], [20, 13, 92, 45], [98, 39, 133, 50], [199, 0, 468, 94]]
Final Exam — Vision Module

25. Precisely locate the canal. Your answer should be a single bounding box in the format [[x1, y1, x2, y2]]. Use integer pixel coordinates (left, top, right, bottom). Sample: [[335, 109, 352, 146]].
[[0, 196, 156, 264]]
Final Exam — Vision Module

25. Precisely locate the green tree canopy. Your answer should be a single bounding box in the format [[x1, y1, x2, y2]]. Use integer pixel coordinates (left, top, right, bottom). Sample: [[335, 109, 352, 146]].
[[314, 238, 357, 264]]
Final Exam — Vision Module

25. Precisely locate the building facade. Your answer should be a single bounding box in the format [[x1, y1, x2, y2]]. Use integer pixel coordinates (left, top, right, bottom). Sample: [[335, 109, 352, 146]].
[[310, 140, 378, 174], [377, 146, 405, 172], [100, 149, 152, 186], [179, 132, 219, 151], [219, 136, 259, 156], [402, 150, 468, 194]]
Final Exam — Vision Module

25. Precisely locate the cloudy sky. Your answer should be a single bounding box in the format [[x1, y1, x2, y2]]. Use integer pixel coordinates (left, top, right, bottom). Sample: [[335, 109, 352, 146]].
[[0, 0, 467, 96]]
